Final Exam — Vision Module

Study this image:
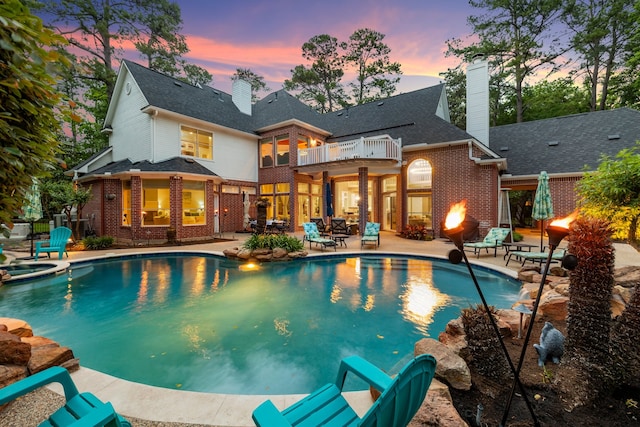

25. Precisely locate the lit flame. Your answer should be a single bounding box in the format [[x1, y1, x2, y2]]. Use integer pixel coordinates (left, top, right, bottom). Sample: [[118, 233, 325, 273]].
[[549, 211, 578, 229], [444, 200, 467, 230]]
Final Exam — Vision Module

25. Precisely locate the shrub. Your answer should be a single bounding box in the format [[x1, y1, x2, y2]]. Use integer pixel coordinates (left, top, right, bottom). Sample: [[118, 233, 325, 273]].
[[82, 235, 115, 250], [512, 230, 523, 242], [400, 225, 433, 241], [243, 234, 304, 252]]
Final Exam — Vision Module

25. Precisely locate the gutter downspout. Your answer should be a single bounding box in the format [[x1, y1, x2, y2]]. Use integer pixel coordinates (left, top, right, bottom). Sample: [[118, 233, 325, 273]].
[[151, 109, 158, 162]]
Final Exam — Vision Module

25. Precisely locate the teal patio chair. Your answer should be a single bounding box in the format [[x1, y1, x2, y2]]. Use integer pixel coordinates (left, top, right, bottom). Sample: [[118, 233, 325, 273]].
[[0, 366, 131, 427], [310, 217, 331, 236], [506, 248, 567, 266], [360, 222, 380, 248], [302, 222, 337, 251], [463, 227, 510, 258], [252, 354, 437, 427], [35, 226, 72, 260]]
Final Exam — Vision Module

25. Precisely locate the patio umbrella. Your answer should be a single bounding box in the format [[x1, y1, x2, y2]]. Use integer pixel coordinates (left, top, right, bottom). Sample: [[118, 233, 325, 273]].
[[21, 179, 43, 257], [242, 191, 250, 230], [325, 182, 334, 220], [532, 171, 554, 251]]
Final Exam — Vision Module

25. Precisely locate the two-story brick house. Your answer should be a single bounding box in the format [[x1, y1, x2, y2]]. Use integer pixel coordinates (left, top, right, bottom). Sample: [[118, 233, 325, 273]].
[[69, 59, 640, 244]]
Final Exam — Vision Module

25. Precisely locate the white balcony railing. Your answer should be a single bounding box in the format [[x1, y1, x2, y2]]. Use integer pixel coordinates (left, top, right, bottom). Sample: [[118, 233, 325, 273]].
[[297, 136, 402, 166]]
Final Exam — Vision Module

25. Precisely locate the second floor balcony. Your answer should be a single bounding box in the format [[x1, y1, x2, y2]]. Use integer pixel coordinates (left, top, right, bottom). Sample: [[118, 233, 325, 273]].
[[297, 136, 402, 167]]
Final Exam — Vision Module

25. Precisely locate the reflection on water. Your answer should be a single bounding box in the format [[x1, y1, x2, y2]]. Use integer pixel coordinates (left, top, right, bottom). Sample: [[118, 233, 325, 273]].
[[0, 254, 520, 395]]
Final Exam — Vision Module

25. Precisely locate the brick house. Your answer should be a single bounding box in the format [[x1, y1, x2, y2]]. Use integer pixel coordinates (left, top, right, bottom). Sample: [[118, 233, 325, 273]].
[[68, 59, 640, 243]]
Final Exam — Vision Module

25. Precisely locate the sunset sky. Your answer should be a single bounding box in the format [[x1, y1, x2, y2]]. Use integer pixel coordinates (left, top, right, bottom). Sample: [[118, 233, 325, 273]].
[[151, 0, 479, 95]]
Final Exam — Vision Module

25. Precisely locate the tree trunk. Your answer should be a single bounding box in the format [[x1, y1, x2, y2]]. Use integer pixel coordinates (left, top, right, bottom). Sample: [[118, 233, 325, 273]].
[[558, 218, 615, 410], [609, 284, 640, 389]]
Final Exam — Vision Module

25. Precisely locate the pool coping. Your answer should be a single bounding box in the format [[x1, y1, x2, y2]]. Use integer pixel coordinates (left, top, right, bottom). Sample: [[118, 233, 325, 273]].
[[33, 249, 519, 426]]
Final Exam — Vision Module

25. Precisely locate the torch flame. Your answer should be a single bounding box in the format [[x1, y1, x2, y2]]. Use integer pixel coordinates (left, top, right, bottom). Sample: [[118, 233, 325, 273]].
[[549, 211, 578, 229], [444, 200, 467, 230]]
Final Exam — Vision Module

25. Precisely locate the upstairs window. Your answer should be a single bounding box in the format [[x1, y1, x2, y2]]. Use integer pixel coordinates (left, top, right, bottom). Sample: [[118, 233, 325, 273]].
[[260, 134, 290, 167], [181, 126, 213, 160], [275, 135, 290, 166]]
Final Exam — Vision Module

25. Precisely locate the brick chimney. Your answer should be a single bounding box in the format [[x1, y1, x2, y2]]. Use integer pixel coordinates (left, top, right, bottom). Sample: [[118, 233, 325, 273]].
[[466, 55, 489, 145], [232, 79, 252, 116]]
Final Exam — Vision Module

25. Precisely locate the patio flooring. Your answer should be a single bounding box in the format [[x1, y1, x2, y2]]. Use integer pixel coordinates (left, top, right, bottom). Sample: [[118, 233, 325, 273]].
[[2, 228, 638, 426]]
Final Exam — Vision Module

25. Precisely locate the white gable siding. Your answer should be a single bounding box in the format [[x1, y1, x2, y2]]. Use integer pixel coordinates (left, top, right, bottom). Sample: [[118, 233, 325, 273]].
[[436, 85, 451, 122], [153, 117, 181, 161], [109, 72, 152, 163], [152, 116, 258, 182], [209, 131, 257, 182]]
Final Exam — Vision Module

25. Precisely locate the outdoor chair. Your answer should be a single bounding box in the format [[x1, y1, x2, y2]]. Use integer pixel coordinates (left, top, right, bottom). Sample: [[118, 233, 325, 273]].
[[0, 366, 131, 427], [302, 222, 337, 251], [252, 354, 437, 427], [310, 217, 331, 236], [361, 222, 381, 249], [330, 218, 350, 235], [506, 247, 567, 266], [463, 227, 510, 258], [34, 226, 72, 261]]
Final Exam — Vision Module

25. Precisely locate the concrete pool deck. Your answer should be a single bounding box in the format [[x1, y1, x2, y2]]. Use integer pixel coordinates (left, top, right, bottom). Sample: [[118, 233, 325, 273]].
[[2, 229, 638, 426]]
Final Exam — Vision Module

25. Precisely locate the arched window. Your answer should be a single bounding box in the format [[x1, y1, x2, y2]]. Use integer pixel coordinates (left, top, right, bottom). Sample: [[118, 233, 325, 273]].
[[407, 159, 432, 189], [407, 159, 433, 228]]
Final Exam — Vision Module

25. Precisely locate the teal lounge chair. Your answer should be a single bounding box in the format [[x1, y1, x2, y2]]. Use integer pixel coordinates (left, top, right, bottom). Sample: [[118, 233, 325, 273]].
[[302, 222, 337, 251], [252, 354, 437, 427], [310, 217, 331, 236], [360, 222, 380, 248], [463, 227, 510, 258], [35, 226, 72, 260], [0, 366, 131, 427], [506, 248, 566, 266]]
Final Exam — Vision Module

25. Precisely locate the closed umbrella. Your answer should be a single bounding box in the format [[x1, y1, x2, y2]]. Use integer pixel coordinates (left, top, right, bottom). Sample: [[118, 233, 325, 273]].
[[242, 191, 250, 230], [325, 182, 334, 220], [532, 171, 554, 251], [21, 179, 43, 258]]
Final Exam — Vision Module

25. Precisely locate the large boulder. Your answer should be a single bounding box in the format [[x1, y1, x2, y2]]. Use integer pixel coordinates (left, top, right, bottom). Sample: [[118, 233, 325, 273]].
[[415, 338, 471, 391], [28, 345, 75, 375], [0, 331, 31, 366], [0, 318, 33, 338], [0, 364, 28, 388], [408, 379, 468, 427], [538, 290, 568, 321]]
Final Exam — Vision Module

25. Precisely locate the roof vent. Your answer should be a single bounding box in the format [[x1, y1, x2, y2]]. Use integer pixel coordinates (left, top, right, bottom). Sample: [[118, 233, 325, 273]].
[[336, 112, 343, 116], [548, 140, 559, 146], [377, 102, 384, 106], [185, 158, 195, 163], [500, 146, 509, 151], [173, 81, 182, 87], [213, 90, 219, 95], [608, 134, 620, 140]]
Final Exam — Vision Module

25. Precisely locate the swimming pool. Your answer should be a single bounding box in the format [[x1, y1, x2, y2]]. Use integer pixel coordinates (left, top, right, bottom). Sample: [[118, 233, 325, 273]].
[[0, 253, 520, 394]]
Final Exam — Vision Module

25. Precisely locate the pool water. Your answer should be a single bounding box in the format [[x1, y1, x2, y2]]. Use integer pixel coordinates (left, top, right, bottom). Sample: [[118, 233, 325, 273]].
[[0, 254, 520, 394]]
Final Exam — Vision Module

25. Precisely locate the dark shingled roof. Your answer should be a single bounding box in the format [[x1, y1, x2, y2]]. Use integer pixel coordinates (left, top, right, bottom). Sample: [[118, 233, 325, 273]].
[[253, 89, 327, 131], [123, 60, 256, 134], [124, 60, 475, 147], [322, 85, 473, 145], [489, 108, 640, 176], [90, 157, 220, 177]]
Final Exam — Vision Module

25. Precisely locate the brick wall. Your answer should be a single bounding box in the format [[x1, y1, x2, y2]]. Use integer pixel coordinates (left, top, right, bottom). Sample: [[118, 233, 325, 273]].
[[403, 143, 499, 237]]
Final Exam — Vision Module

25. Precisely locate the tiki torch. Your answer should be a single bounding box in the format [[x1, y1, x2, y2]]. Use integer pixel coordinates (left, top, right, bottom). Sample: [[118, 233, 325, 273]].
[[442, 201, 539, 426], [500, 211, 578, 426]]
